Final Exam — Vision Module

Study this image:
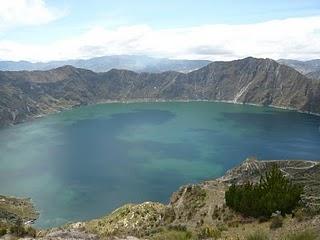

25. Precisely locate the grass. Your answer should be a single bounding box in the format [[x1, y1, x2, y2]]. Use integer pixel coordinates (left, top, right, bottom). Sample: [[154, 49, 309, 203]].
[[282, 230, 319, 240], [197, 226, 221, 239], [270, 216, 283, 230], [150, 230, 193, 240], [0, 195, 38, 223], [246, 231, 269, 240]]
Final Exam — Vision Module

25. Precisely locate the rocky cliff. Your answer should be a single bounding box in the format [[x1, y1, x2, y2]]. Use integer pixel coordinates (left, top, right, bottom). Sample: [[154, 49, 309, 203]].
[[1, 57, 320, 127]]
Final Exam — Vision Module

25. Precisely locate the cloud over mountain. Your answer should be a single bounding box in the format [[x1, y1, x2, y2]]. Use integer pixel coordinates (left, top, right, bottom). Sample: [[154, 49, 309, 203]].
[[1, 15, 320, 61]]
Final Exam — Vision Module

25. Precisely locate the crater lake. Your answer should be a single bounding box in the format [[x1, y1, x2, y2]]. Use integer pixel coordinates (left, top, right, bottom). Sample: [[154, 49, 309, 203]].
[[0, 102, 319, 227]]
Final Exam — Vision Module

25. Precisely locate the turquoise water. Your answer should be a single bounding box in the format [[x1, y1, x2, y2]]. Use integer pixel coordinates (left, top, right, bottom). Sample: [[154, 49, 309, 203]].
[[0, 102, 319, 228]]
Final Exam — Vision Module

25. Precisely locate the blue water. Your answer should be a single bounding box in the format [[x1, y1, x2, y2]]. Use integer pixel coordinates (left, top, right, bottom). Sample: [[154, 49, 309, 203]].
[[0, 102, 319, 228]]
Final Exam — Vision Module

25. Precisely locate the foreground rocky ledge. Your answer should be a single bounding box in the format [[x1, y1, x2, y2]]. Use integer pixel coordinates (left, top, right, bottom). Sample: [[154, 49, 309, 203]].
[[0, 195, 38, 225], [2, 158, 320, 239]]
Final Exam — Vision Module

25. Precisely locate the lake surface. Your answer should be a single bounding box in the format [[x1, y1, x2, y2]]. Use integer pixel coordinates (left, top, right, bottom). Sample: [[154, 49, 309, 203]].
[[0, 102, 320, 228]]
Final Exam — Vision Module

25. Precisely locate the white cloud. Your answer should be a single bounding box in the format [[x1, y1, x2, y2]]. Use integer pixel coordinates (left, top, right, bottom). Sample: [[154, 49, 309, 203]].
[[1, 16, 320, 61], [0, 0, 62, 29]]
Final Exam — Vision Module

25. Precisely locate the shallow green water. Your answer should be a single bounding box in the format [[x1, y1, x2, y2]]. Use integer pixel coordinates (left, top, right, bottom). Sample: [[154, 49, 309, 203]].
[[0, 102, 319, 228]]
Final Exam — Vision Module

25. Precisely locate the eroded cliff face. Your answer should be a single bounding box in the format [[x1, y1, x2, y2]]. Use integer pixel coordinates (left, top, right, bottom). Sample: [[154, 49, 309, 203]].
[[0, 57, 319, 127]]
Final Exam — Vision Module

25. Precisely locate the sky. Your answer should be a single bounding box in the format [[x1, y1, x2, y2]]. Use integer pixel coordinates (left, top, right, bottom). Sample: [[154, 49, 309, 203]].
[[1, 0, 320, 62]]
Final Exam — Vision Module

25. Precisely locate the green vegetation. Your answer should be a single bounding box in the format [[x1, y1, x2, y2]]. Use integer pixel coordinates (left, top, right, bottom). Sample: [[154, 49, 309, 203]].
[[246, 231, 269, 240], [8, 219, 37, 238], [225, 165, 303, 218], [151, 230, 193, 240], [282, 230, 319, 240], [85, 202, 166, 237], [0, 195, 39, 224], [269, 215, 283, 229], [197, 226, 221, 239], [183, 185, 207, 220], [0, 227, 6, 237]]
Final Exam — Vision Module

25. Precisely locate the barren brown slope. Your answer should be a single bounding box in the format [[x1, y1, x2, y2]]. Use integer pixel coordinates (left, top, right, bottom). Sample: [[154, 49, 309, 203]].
[[1, 57, 319, 127]]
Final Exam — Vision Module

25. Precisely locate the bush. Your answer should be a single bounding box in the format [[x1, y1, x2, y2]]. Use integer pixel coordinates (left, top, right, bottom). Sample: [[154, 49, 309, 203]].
[[270, 215, 283, 229], [151, 230, 193, 240], [9, 219, 37, 237], [292, 208, 307, 222], [197, 226, 221, 239], [10, 222, 26, 237], [25, 226, 37, 237], [246, 231, 269, 240], [225, 165, 303, 218], [282, 230, 318, 240], [0, 228, 6, 237]]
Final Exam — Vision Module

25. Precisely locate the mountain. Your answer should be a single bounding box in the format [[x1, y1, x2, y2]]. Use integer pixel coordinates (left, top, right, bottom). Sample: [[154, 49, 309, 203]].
[[278, 59, 320, 79], [1, 57, 319, 127], [0, 55, 211, 73], [307, 70, 320, 80]]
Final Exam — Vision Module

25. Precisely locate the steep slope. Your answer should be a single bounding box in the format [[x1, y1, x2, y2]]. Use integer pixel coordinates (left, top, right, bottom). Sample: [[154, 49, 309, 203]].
[[0, 57, 319, 127], [278, 59, 320, 74], [307, 70, 320, 80], [0, 55, 211, 73]]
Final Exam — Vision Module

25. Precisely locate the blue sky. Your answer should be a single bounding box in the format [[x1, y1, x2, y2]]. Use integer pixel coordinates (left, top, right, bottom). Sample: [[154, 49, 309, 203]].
[[1, 0, 320, 61]]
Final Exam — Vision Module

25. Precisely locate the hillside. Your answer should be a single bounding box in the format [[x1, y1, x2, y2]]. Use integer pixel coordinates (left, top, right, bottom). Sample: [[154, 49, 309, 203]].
[[278, 59, 320, 80], [307, 70, 320, 80], [1, 57, 320, 127], [16, 158, 318, 240]]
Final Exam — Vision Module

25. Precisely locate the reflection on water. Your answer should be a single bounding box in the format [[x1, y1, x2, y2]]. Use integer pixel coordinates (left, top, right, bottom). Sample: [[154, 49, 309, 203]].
[[0, 102, 319, 227]]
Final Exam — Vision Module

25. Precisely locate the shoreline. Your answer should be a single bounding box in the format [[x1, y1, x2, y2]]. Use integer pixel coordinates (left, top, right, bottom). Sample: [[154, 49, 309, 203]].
[[48, 98, 320, 116], [2, 98, 316, 130], [78, 98, 320, 117]]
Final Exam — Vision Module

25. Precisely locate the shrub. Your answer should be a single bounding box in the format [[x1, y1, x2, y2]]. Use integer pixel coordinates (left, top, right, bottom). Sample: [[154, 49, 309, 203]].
[[246, 231, 269, 240], [167, 225, 187, 232], [25, 226, 37, 237], [197, 226, 221, 239], [270, 215, 283, 230], [292, 208, 307, 222], [151, 230, 193, 240], [8, 219, 37, 237], [9, 220, 26, 237], [0, 228, 6, 237], [282, 230, 318, 240], [225, 165, 303, 218]]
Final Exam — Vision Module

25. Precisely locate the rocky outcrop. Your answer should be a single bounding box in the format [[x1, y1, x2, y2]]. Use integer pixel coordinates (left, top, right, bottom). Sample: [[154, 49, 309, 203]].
[[84, 202, 166, 238], [0, 195, 39, 225], [1, 57, 320, 127]]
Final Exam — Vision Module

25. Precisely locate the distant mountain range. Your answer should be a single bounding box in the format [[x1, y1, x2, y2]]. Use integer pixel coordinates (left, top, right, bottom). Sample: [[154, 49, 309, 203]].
[[278, 59, 320, 80], [0, 55, 211, 73], [1, 55, 320, 80], [1, 57, 319, 127]]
